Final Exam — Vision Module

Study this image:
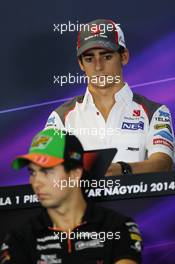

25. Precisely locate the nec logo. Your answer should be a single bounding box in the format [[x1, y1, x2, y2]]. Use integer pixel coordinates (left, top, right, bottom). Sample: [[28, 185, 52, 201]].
[[122, 121, 144, 130]]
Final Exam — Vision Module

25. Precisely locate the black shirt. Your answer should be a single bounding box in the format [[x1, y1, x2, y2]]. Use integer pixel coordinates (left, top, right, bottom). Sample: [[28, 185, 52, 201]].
[[0, 202, 142, 264]]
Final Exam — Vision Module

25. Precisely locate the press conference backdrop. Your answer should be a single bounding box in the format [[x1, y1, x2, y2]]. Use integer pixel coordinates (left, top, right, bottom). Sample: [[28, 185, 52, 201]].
[[0, 1, 175, 263]]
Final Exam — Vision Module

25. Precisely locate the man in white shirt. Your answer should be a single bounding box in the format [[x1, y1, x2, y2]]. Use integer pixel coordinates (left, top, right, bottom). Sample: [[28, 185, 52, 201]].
[[45, 19, 174, 176]]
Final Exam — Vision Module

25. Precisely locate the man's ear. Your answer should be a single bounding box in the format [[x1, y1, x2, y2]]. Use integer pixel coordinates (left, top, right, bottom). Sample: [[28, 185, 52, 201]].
[[121, 48, 129, 66], [78, 57, 85, 72]]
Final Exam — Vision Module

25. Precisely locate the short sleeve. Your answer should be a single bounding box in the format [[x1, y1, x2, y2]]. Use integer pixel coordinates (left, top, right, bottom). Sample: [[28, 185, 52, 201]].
[[112, 219, 142, 264], [146, 105, 174, 160]]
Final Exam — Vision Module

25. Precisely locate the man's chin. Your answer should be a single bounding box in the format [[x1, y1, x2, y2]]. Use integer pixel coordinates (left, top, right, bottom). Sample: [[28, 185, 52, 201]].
[[40, 200, 59, 209]]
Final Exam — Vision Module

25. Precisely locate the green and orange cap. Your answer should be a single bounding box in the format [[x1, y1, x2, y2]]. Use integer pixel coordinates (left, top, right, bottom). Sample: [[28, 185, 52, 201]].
[[12, 129, 84, 170]]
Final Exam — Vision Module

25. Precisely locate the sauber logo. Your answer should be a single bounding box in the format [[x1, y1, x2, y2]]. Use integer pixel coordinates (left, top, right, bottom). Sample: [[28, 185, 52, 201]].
[[90, 25, 101, 34], [133, 110, 141, 117]]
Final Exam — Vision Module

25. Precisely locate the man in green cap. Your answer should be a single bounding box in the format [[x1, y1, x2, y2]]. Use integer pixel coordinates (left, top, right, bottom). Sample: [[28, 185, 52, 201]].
[[0, 129, 142, 264]]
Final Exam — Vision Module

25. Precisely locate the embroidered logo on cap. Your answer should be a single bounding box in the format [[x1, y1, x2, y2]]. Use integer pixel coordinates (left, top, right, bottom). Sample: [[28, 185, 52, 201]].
[[90, 25, 102, 34], [69, 151, 81, 160], [32, 136, 52, 149]]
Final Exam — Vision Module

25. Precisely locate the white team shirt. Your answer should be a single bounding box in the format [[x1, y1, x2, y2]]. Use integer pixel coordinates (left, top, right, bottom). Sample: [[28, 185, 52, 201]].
[[45, 83, 174, 163]]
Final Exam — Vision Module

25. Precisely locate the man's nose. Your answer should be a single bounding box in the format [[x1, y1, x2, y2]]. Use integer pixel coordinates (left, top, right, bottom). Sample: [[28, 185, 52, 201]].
[[94, 57, 103, 71]]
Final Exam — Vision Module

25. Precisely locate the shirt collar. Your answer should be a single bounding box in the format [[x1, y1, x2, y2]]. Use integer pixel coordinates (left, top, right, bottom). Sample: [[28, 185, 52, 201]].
[[80, 83, 133, 110], [80, 88, 95, 110], [34, 202, 104, 231], [81, 201, 104, 223], [114, 82, 133, 105]]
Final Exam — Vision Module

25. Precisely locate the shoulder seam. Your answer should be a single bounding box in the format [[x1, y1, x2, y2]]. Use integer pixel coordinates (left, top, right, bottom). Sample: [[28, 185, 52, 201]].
[[54, 95, 84, 125], [133, 93, 162, 123]]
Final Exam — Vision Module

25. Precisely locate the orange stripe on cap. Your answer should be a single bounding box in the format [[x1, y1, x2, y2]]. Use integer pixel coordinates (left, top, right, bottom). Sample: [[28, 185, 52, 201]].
[[17, 153, 64, 168]]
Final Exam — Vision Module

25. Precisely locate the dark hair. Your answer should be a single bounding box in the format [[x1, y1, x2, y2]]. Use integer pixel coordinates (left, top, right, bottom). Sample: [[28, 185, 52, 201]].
[[62, 161, 90, 200], [78, 55, 83, 64], [117, 45, 125, 54], [62, 161, 83, 173]]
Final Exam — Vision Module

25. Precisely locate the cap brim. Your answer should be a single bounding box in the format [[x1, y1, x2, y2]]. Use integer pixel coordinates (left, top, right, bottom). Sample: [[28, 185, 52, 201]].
[[12, 153, 64, 170], [77, 40, 120, 56]]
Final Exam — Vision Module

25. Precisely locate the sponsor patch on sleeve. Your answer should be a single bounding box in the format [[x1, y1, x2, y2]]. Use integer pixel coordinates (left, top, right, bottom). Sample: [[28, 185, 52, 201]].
[[154, 130, 174, 142], [153, 138, 174, 150]]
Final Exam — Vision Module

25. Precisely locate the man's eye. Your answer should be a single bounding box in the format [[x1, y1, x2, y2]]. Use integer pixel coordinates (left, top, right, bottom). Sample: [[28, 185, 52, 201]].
[[104, 54, 112, 60], [41, 168, 53, 174], [84, 57, 92, 62], [28, 170, 35, 176]]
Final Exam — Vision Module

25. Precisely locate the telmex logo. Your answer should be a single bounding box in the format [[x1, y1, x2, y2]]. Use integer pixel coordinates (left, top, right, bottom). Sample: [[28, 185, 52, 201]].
[[122, 121, 144, 130], [158, 110, 170, 118]]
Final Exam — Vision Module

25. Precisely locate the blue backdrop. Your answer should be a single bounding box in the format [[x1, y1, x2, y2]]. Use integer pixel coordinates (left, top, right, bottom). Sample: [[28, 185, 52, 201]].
[[0, 1, 175, 263]]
